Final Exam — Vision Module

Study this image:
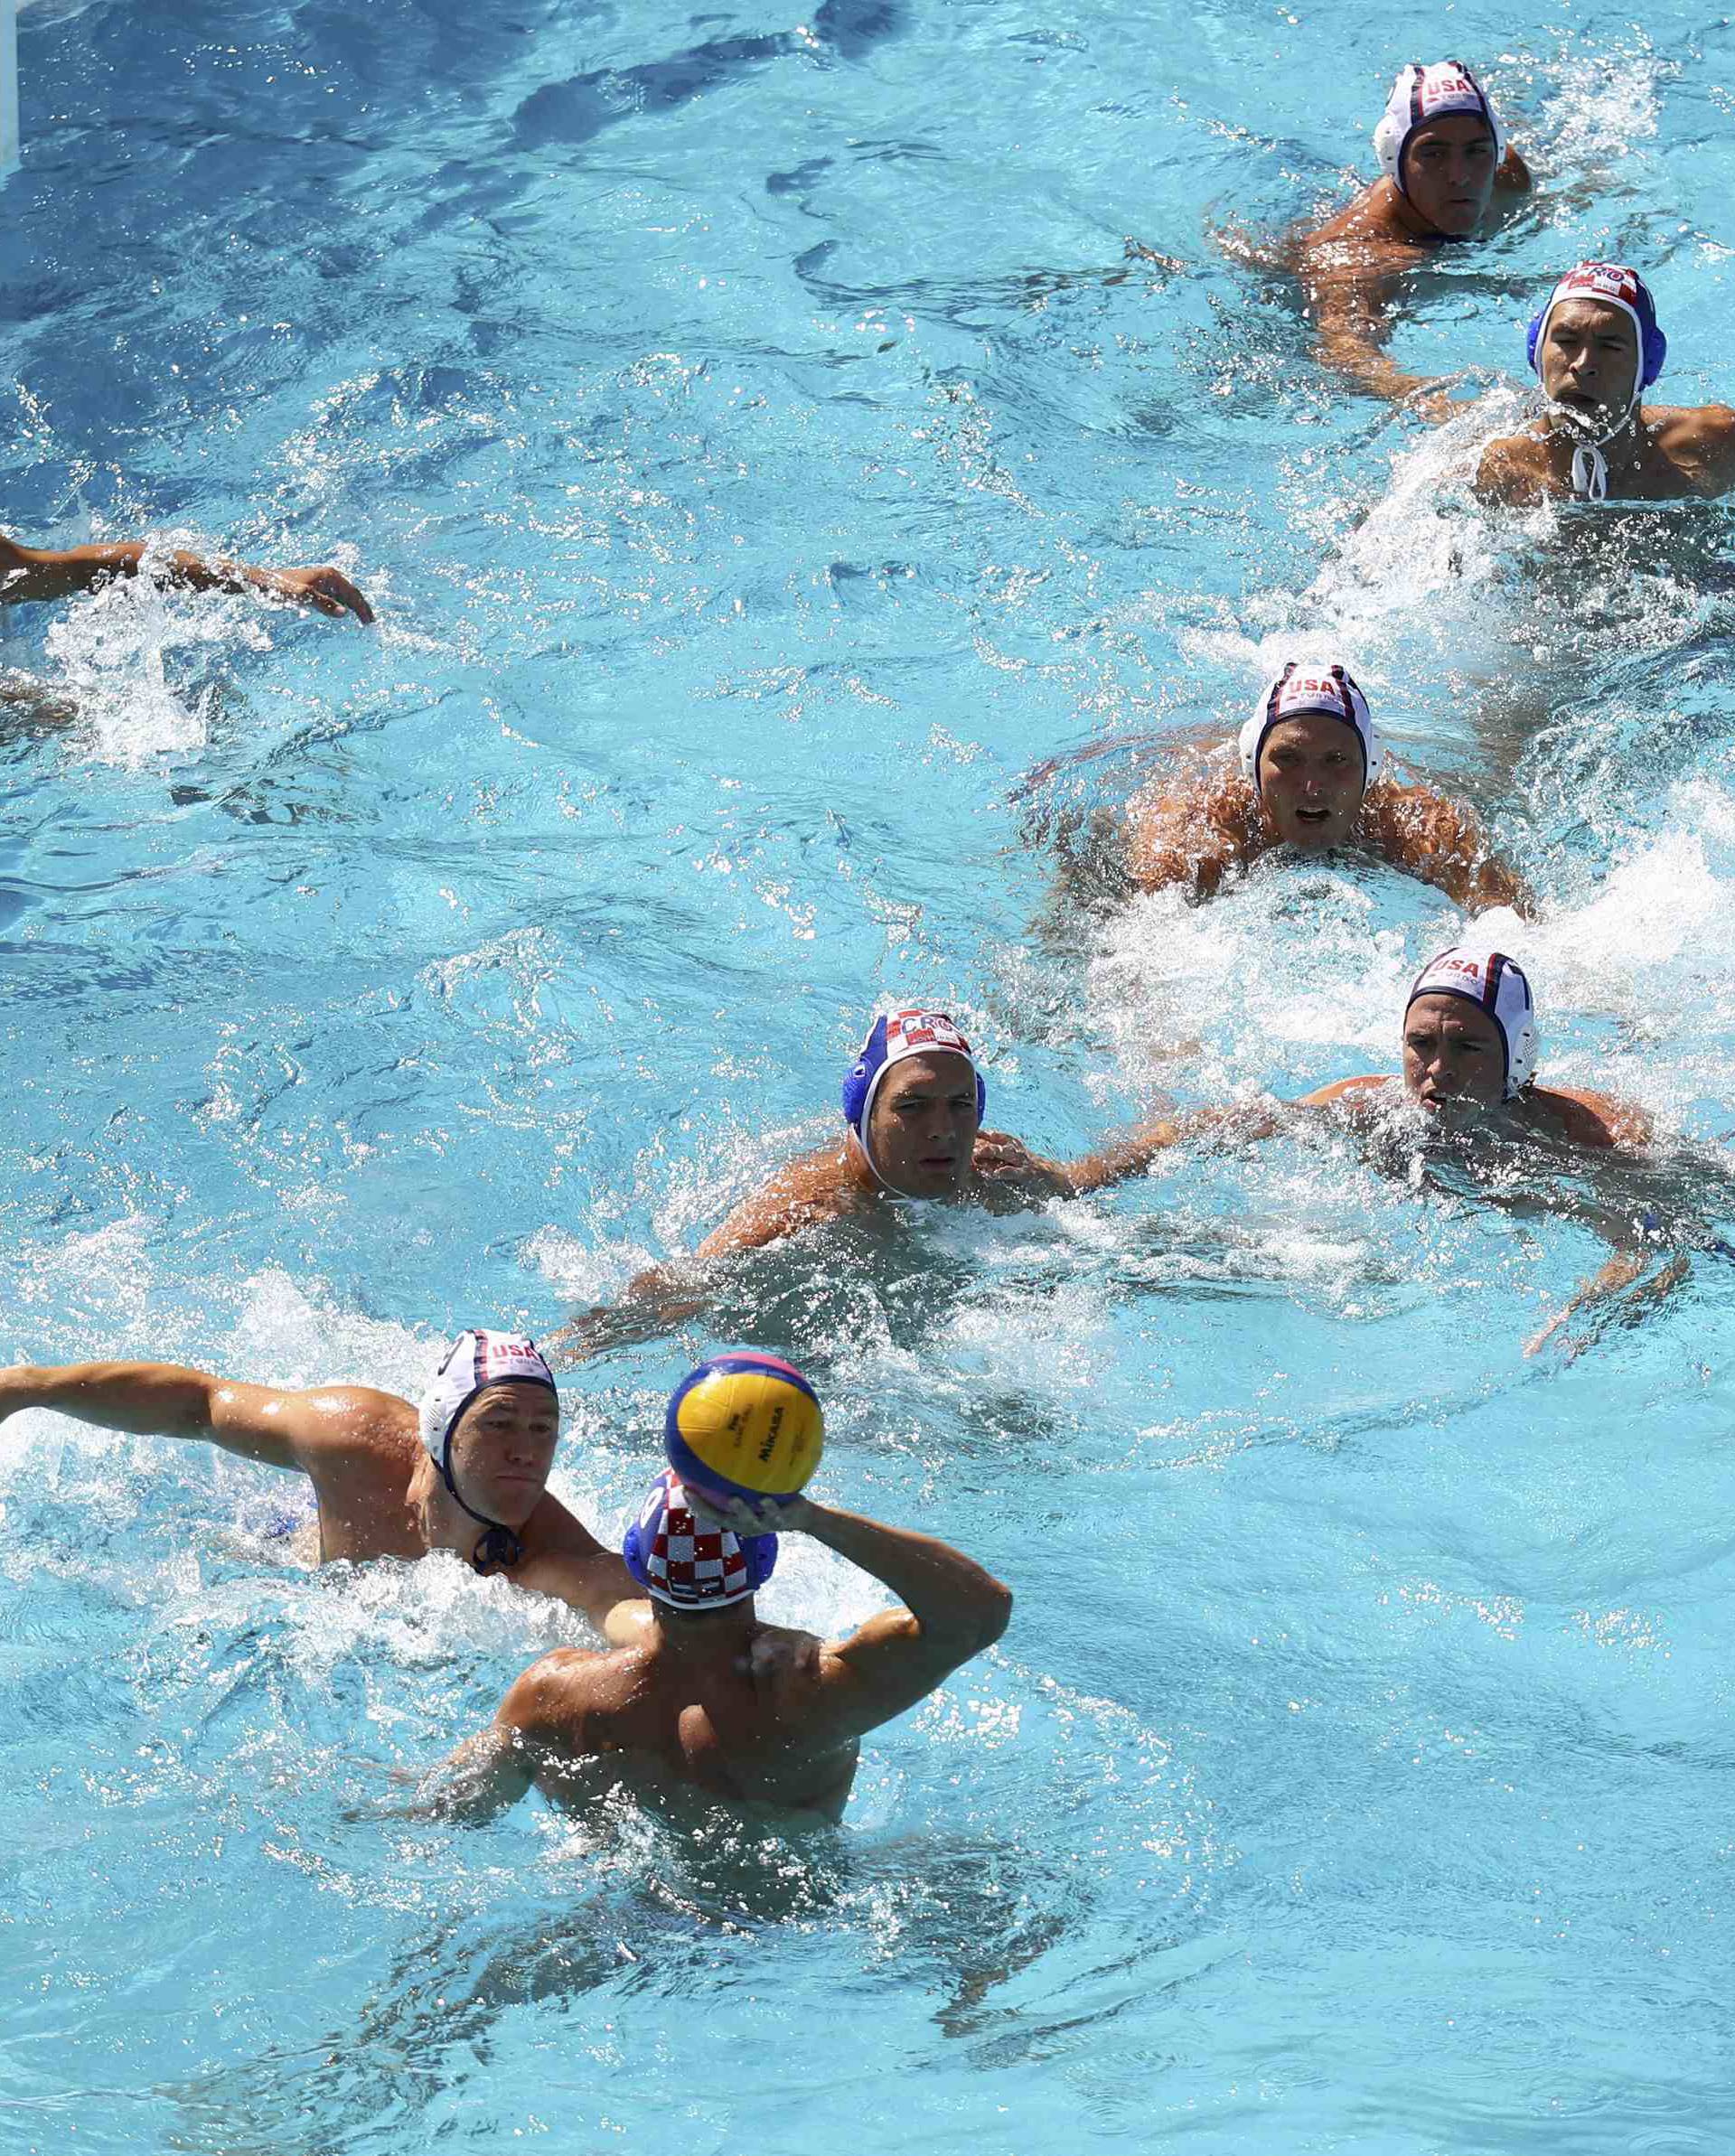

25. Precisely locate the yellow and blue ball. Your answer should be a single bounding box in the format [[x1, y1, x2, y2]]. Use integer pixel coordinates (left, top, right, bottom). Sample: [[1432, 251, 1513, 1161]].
[[664, 1351, 825, 1506]]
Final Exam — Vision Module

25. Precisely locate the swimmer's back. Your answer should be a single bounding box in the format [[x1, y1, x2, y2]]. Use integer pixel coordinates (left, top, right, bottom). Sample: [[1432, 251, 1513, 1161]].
[[505, 1640, 862, 1821]]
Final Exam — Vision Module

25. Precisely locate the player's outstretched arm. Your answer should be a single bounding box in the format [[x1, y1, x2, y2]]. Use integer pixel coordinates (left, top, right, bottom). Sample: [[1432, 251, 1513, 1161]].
[[0, 1359, 400, 1472], [0, 530, 373, 620]]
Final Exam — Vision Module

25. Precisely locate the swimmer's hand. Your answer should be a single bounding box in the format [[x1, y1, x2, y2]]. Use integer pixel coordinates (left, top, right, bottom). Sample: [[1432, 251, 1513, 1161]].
[[1402, 379, 1468, 427], [684, 1487, 815, 1539], [971, 1130, 1074, 1198], [746, 1625, 825, 1711], [252, 564, 376, 623], [1524, 1251, 1692, 1360]]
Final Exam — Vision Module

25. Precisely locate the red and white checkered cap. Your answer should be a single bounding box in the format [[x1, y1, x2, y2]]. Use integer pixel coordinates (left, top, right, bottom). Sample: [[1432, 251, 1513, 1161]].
[[630, 1469, 759, 1608]]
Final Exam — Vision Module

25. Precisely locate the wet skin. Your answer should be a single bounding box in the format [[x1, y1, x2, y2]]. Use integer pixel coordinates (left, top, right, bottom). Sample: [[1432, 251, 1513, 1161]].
[[1534, 299, 1640, 427], [866, 1051, 982, 1197], [1398, 115, 1501, 239], [1256, 715, 1366, 850], [442, 1383, 562, 1530], [1401, 995, 1509, 1119]]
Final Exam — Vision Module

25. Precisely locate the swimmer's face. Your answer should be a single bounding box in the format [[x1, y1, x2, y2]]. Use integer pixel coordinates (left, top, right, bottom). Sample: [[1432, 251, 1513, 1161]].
[[1256, 715, 1366, 850], [868, 1051, 980, 1197], [1538, 300, 1641, 424], [1401, 114, 1500, 236], [1402, 995, 1507, 1116], [447, 1382, 559, 1526]]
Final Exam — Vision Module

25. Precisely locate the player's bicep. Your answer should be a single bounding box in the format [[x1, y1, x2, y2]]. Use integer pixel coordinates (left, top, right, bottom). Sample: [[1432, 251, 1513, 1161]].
[[812, 1608, 974, 1740], [204, 1382, 398, 1473]]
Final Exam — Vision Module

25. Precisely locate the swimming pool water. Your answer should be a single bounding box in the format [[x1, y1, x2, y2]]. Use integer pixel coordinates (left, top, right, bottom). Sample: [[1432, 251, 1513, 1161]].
[[4, 2, 1735, 2150]]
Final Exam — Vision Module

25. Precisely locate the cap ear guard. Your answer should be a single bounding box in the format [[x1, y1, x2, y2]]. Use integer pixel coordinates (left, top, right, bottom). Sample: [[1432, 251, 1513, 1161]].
[[840, 1015, 889, 1131]]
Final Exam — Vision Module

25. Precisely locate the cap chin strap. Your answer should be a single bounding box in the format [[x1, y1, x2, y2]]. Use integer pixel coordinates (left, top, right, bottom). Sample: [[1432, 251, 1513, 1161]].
[[1544, 332, 1646, 502], [848, 1120, 921, 1199], [437, 1441, 525, 1575], [1552, 403, 1638, 502]]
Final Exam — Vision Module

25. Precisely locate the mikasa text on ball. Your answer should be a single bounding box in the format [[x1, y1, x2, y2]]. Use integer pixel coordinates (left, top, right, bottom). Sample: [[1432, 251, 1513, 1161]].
[[664, 1352, 825, 1505]]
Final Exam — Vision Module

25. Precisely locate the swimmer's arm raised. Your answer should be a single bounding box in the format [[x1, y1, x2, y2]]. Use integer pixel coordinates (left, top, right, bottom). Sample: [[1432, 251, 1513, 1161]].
[[684, 1489, 1010, 1739], [796, 1499, 1013, 1739], [0, 1360, 400, 1472], [0, 531, 374, 621]]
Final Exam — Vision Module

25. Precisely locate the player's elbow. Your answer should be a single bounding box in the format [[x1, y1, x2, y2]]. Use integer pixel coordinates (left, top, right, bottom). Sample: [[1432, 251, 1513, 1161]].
[[980, 1576, 1014, 1646], [959, 1574, 1014, 1654]]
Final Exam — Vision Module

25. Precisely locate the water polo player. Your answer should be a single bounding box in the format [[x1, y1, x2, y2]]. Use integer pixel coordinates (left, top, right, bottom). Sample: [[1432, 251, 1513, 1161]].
[[1476, 263, 1735, 504], [548, 1009, 1073, 1358], [0, 525, 372, 620], [0, 1328, 636, 1618], [1064, 943, 1646, 1191], [423, 1357, 1012, 1823], [1058, 945, 1678, 1353], [1118, 661, 1533, 911], [1292, 62, 1531, 408]]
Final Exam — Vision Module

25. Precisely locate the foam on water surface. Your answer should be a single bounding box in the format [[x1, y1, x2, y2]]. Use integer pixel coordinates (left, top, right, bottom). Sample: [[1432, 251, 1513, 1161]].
[[4, 0, 1735, 2150]]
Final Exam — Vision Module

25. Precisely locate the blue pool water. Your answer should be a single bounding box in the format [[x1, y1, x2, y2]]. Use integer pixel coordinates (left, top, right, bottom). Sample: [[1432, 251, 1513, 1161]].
[[5, 1, 1735, 2148]]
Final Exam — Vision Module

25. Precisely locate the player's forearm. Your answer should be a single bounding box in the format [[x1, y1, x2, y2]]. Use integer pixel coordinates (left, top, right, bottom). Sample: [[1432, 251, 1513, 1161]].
[[1062, 1118, 1188, 1194], [1311, 314, 1423, 402], [0, 539, 153, 604], [0, 1360, 218, 1437], [544, 1265, 710, 1365], [1431, 847, 1533, 917], [0, 538, 261, 605], [418, 1727, 536, 1824], [797, 1501, 1012, 1651], [1063, 1103, 1255, 1194]]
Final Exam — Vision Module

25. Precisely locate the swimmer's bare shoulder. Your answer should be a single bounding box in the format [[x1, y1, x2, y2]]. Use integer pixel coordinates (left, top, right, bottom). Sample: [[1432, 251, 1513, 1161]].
[[1295, 192, 1416, 286], [694, 1141, 878, 1263], [1524, 1085, 1650, 1149], [1646, 404, 1735, 496], [1474, 430, 1555, 507], [1362, 773, 1533, 914], [1124, 765, 1259, 897]]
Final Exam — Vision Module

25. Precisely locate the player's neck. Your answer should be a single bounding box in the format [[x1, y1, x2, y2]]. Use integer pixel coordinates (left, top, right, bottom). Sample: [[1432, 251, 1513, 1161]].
[[407, 1454, 486, 1560], [1383, 182, 1454, 246], [649, 1603, 759, 1664]]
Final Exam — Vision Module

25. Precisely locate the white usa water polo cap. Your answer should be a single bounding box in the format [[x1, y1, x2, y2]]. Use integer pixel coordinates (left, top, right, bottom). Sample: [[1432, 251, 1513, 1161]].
[[1374, 62, 1505, 198], [1405, 945, 1539, 1097], [418, 1329, 558, 1465], [1238, 661, 1385, 793]]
